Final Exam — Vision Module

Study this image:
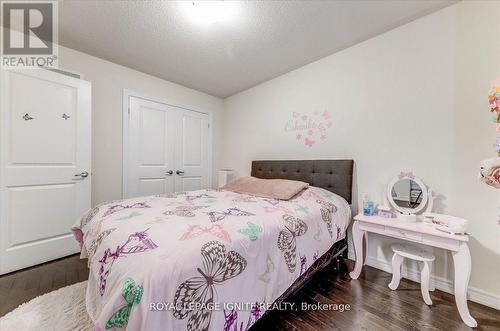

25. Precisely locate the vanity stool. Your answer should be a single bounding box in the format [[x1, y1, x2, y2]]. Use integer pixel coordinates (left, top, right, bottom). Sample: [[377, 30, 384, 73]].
[[388, 243, 435, 305]]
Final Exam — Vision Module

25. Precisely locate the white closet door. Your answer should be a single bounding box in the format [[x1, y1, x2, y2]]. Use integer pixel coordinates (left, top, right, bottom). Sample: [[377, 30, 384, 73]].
[[124, 94, 211, 197], [0, 69, 91, 274], [174, 109, 210, 192], [126, 97, 176, 198]]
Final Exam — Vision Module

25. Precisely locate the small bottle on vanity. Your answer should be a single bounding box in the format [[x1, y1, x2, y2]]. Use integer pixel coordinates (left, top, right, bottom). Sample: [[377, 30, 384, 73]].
[[362, 194, 375, 216]]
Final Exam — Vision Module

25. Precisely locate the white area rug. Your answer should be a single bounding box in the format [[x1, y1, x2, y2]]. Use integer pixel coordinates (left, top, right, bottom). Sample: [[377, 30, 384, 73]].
[[0, 281, 93, 331]]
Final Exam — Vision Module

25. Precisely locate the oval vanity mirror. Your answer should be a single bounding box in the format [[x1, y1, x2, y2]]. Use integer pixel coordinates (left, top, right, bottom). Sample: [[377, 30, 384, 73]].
[[387, 174, 429, 218]]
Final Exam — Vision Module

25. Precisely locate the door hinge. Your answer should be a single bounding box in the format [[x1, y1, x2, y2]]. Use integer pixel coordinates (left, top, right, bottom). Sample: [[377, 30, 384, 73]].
[[208, 123, 210, 128], [128, 107, 130, 115]]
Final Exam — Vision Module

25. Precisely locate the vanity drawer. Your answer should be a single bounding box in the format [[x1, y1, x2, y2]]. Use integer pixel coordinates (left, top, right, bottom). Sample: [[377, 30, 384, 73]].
[[385, 227, 423, 242], [359, 222, 385, 233]]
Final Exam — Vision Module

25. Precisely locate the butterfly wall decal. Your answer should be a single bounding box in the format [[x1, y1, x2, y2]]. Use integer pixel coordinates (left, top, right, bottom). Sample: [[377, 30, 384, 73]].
[[277, 214, 308, 273], [316, 199, 338, 238], [179, 224, 231, 243], [173, 241, 247, 331], [98, 229, 157, 296], [163, 205, 208, 218], [257, 254, 275, 283], [206, 208, 255, 223], [284, 110, 332, 147], [105, 278, 143, 329], [238, 222, 263, 241], [102, 202, 151, 217]]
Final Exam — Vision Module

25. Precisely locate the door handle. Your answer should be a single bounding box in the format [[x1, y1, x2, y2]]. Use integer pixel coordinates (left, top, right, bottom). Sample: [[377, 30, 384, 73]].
[[74, 171, 89, 178], [176, 170, 185, 175], [166, 170, 173, 176]]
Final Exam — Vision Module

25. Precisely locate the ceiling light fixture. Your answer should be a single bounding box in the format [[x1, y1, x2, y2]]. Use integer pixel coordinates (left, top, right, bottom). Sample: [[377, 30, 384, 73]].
[[182, 1, 239, 26]]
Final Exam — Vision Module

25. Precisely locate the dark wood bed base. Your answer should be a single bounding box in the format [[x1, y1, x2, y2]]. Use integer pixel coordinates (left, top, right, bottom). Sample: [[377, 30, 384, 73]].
[[251, 160, 353, 311]]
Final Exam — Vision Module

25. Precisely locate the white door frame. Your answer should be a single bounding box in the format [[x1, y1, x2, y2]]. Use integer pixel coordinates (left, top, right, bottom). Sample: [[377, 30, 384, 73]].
[[122, 89, 213, 198]]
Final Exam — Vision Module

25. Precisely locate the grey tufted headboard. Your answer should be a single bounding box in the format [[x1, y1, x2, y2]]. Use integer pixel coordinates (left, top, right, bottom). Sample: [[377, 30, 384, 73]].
[[251, 160, 354, 204]]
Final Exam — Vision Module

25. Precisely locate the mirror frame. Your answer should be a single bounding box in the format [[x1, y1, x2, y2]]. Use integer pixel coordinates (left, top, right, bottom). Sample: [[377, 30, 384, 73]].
[[387, 172, 428, 215]]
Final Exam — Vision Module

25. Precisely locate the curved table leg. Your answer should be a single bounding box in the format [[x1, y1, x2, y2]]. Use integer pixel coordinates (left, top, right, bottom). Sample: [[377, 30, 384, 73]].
[[452, 242, 477, 328], [429, 260, 435, 292], [349, 221, 366, 280], [420, 261, 433, 305], [362, 232, 368, 266], [388, 253, 404, 290]]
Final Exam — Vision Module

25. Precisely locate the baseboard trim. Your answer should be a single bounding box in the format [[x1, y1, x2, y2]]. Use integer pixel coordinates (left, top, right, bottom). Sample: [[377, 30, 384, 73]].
[[347, 249, 500, 310]]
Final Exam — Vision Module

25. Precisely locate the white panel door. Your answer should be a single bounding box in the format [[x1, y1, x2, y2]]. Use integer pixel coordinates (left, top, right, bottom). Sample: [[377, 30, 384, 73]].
[[124, 94, 211, 197], [0, 69, 91, 274], [174, 109, 210, 192], [125, 97, 176, 198]]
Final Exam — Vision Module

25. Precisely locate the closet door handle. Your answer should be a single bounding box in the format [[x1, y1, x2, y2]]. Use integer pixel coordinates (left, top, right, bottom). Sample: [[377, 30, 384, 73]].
[[166, 170, 173, 176], [176, 170, 185, 175], [74, 171, 89, 178]]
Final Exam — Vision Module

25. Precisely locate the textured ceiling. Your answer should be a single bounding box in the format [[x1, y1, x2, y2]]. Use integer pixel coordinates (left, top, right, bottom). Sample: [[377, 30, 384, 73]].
[[59, 0, 457, 98]]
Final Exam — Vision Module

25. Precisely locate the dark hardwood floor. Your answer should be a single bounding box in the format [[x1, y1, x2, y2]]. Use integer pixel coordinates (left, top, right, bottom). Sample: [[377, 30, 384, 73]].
[[0, 256, 498, 330]]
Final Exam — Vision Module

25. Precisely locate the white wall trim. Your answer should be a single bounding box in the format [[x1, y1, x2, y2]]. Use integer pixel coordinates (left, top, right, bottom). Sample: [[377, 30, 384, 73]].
[[122, 89, 213, 198], [348, 249, 500, 310]]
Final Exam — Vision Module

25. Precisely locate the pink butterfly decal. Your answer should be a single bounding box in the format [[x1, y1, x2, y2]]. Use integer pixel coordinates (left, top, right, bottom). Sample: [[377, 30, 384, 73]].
[[293, 112, 301, 118], [179, 224, 231, 243], [320, 134, 327, 141], [98, 229, 157, 296], [398, 171, 415, 179], [304, 138, 315, 147], [322, 111, 331, 120]]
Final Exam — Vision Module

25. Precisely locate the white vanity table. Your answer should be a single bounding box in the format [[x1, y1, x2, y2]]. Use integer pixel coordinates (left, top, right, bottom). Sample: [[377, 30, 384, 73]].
[[350, 172, 477, 328]]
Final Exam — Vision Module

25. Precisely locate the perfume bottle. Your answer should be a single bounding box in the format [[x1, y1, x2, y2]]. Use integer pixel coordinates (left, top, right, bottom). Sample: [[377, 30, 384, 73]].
[[363, 194, 374, 216]]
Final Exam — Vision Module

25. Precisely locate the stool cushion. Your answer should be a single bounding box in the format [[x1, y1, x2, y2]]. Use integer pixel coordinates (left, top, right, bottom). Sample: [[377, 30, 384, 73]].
[[391, 244, 435, 262]]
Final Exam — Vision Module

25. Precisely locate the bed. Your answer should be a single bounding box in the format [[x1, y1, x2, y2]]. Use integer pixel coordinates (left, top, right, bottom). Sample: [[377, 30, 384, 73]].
[[73, 159, 353, 331]]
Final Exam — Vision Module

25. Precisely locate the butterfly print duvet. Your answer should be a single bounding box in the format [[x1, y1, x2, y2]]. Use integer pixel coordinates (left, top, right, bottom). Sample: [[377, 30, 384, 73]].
[[72, 186, 350, 331]]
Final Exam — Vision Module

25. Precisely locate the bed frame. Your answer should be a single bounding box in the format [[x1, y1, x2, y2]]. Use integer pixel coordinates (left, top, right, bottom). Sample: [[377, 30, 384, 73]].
[[251, 159, 354, 301]]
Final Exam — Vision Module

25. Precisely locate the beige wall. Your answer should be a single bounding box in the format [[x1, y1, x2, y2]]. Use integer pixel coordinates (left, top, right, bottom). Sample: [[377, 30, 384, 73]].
[[57, 46, 225, 206], [222, 1, 500, 307]]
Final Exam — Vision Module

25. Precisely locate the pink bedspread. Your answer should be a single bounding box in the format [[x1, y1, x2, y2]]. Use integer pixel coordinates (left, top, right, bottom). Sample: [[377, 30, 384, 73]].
[[73, 186, 351, 331]]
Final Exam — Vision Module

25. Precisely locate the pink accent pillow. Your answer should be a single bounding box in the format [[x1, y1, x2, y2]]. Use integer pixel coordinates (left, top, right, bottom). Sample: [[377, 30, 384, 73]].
[[223, 176, 309, 200]]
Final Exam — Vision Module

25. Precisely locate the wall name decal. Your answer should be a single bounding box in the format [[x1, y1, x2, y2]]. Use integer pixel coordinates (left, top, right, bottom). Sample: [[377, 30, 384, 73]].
[[284, 110, 332, 147]]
